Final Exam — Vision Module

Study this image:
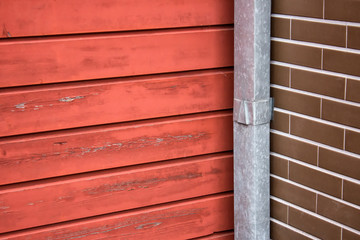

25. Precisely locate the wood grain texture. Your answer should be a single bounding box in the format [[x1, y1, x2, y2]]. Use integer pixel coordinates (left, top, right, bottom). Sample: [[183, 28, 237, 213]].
[[0, 153, 233, 233], [0, 0, 234, 38], [0, 28, 234, 88], [0, 111, 233, 185], [0, 69, 233, 137], [0, 194, 233, 240]]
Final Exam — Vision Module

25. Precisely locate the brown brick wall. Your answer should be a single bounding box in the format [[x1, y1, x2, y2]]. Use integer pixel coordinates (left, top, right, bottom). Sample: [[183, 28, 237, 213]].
[[270, 0, 360, 239]]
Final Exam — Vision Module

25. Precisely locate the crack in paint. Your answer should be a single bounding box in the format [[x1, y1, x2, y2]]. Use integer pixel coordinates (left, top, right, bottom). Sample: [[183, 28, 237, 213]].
[[2, 24, 11, 37], [135, 222, 162, 229]]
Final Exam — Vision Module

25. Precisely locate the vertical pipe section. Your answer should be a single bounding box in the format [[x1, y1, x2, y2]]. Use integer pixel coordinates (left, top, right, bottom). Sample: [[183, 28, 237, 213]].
[[233, 0, 271, 239]]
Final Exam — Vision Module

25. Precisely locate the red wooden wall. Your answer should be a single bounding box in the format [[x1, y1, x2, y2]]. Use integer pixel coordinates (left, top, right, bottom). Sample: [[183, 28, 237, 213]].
[[0, 1, 234, 239]]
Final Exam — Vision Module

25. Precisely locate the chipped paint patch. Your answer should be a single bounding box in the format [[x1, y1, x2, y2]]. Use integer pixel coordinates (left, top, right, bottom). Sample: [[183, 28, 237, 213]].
[[173, 134, 193, 140], [27, 200, 43, 206], [1, 132, 208, 166], [57, 196, 74, 202], [27, 205, 202, 240], [83, 171, 202, 196], [78, 142, 123, 155], [14, 103, 26, 109], [122, 132, 207, 149], [33, 105, 43, 111], [59, 96, 84, 103], [12, 102, 45, 112]]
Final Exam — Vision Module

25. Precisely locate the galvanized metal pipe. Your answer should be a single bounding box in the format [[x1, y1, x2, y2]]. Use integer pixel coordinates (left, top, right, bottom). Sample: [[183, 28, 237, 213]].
[[233, 0, 272, 239]]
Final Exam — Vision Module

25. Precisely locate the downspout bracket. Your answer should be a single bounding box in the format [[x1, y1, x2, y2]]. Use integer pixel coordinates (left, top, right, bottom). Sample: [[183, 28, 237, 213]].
[[233, 98, 273, 125]]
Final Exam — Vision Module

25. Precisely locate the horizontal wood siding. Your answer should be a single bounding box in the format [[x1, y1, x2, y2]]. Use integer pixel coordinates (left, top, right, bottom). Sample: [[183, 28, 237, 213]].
[[1, 194, 233, 240], [0, 0, 234, 238], [0, 28, 233, 87], [193, 232, 235, 240], [0, 154, 233, 233], [0, 0, 233, 37], [0, 112, 232, 185], [0, 70, 233, 136]]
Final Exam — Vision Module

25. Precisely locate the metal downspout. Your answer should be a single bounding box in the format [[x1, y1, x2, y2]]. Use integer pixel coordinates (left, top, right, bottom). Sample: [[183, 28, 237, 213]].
[[233, 0, 272, 239]]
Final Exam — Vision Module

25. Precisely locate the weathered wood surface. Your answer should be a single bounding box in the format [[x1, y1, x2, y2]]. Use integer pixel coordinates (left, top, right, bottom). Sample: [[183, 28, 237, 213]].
[[0, 111, 233, 185], [0, 28, 233, 88], [0, 193, 233, 240], [193, 231, 234, 239], [0, 0, 234, 38], [0, 153, 233, 233], [0, 70, 233, 137], [0, 1, 235, 237]]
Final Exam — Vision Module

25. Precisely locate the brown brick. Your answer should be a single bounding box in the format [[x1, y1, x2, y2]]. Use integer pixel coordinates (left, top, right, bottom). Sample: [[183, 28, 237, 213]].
[[347, 79, 360, 103], [288, 208, 341, 240], [271, 177, 316, 211], [271, 64, 290, 87], [271, 17, 290, 39], [290, 116, 344, 149], [271, 199, 288, 223], [323, 49, 360, 77], [271, 88, 321, 118], [343, 180, 360, 206], [343, 229, 360, 240], [319, 148, 360, 180], [271, 41, 322, 69], [291, 69, 345, 99], [271, 133, 317, 165], [317, 195, 360, 230], [289, 162, 342, 198], [348, 26, 360, 50], [271, 111, 289, 133], [272, 0, 323, 18], [271, 155, 289, 179], [345, 130, 360, 155], [291, 20, 346, 47], [325, 0, 360, 22], [270, 221, 312, 240], [322, 99, 360, 129]]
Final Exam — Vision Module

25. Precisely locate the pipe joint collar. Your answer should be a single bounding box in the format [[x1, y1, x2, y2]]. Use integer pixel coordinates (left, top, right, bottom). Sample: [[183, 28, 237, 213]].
[[233, 98, 273, 125]]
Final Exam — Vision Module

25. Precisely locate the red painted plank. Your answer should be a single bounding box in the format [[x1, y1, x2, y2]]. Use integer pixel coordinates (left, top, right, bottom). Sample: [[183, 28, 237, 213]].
[[0, 28, 233, 88], [0, 70, 233, 137], [0, 194, 234, 240], [0, 153, 233, 233], [0, 111, 233, 185], [0, 0, 234, 38], [193, 232, 234, 240]]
